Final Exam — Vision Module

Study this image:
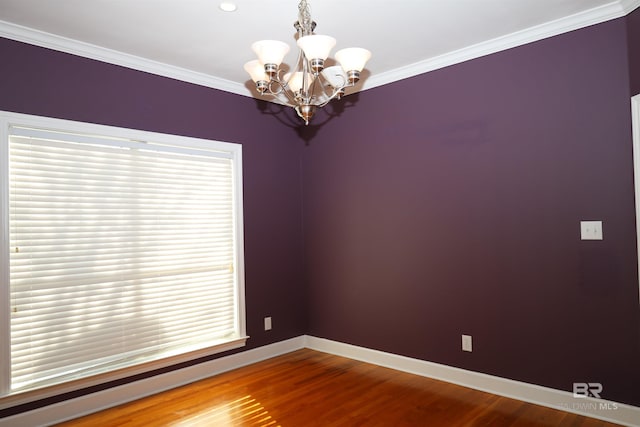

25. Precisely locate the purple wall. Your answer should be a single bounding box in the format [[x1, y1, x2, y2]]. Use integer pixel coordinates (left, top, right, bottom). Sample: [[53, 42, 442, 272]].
[[0, 37, 307, 414], [1, 7, 640, 415], [629, 7, 640, 96], [303, 17, 640, 406]]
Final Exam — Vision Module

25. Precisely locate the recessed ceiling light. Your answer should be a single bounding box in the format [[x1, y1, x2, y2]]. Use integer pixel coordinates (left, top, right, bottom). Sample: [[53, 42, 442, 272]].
[[219, 2, 237, 12]]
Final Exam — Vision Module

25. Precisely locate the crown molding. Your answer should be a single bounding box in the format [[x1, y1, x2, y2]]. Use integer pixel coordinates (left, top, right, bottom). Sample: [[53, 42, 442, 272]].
[[362, 0, 640, 91], [621, 0, 640, 13], [0, 20, 252, 98], [1, 0, 639, 97]]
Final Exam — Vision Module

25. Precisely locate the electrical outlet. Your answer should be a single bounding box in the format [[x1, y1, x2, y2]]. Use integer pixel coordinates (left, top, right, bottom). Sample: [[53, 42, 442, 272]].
[[264, 316, 272, 331], [462, 334, 472, 352], [580, 221, 603, 240]]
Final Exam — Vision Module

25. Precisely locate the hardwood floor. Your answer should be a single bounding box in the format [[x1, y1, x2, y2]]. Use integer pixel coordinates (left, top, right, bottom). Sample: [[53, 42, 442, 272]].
[[56, 349, 622, 427]]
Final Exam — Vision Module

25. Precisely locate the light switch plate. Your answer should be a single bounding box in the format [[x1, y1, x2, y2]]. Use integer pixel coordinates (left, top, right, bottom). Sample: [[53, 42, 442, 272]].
[[580, 221, 603, 240], [462, 334, 472, 352]]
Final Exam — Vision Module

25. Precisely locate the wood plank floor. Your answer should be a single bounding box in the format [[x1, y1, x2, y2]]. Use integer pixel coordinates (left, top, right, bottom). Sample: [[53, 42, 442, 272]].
[[56, 349, 623, 427]]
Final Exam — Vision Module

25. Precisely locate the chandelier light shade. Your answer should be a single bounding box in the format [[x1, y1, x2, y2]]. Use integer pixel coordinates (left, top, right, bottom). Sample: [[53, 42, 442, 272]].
[[320, 66, 348, 89], [335, 48, 372, 84], [252, 41, 289, 65], [284, 71, 314, 93], [297, 35, 336, 73], [244, 0, 371, 125], [243, 60, 269, 92]]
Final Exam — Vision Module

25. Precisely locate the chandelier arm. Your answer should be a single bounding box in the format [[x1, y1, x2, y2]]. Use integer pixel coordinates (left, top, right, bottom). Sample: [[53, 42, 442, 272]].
[[316, 86, 347, 108], [290, 46, 305, 87], [281, 44, 313, 107], [313, 72, 351, 107], [260, 67, 298, 107], [301, 55, 314, 104], [266, 79, 298, 107], [264, 75, 289, 98], [307, 77, 321, 104]]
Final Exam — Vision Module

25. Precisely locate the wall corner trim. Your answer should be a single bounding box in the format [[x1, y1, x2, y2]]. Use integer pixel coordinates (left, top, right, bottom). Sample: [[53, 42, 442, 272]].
[[304, 336, 640, 427]]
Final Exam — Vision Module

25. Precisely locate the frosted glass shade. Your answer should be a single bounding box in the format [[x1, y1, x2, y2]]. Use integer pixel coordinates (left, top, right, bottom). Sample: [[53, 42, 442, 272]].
[[321, 66, 348, 88], [285, 72, 314, 93], [296, 35, 336, 61], [335, 48, 372, 72], [252, 40, 290, 66], [243, 60, 268, 82]]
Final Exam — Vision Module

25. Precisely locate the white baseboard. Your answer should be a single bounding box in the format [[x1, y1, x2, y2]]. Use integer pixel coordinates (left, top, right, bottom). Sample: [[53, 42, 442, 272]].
[[304, 336, 640, 427], [3, 335, 638, 427], [0, 336, 306, 427]]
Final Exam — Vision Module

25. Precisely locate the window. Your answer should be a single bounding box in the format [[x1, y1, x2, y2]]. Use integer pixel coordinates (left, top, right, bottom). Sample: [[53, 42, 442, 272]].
[[0, 112, 246, 402]]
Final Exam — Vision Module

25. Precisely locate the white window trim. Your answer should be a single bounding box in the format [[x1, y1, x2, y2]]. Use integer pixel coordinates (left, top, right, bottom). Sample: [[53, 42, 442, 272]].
[[0, 111, 247, 409]]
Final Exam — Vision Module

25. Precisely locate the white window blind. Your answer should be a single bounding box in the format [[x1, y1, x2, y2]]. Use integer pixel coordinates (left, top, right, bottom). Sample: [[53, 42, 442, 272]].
[[2, 118, 245, 397]]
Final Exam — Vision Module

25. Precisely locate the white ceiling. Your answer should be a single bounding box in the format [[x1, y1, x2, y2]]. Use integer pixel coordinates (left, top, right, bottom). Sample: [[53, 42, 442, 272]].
[[0, 0, 638, 98]]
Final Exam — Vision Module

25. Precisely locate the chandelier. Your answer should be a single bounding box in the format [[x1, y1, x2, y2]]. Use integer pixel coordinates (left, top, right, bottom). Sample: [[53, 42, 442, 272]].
[[244, 0, 371, 125]]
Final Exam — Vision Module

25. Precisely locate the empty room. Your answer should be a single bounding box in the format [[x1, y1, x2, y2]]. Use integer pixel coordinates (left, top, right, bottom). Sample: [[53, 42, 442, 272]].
[[0, 0, 639, 426]]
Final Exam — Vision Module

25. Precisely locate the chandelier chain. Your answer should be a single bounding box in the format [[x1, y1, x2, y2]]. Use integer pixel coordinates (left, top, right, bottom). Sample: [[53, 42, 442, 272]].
[[297, 0, 314, 36]]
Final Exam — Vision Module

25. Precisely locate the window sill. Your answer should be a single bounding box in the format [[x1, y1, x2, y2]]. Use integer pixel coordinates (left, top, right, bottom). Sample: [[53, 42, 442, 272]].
[[0, 336, 249, 412]]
